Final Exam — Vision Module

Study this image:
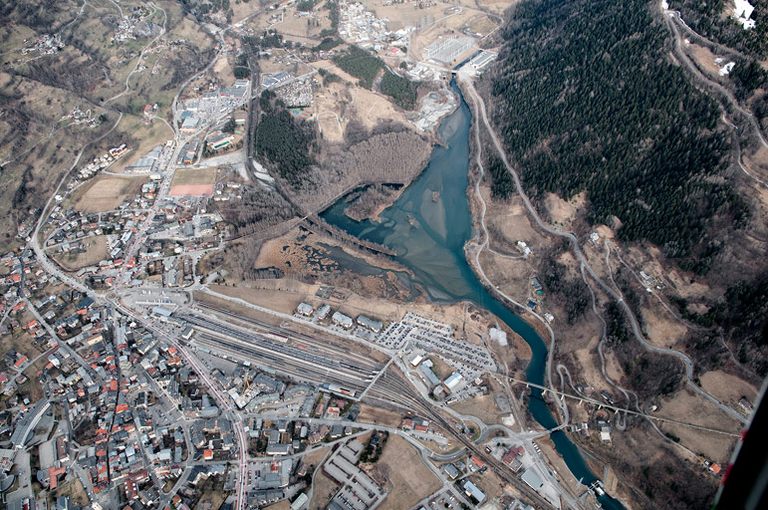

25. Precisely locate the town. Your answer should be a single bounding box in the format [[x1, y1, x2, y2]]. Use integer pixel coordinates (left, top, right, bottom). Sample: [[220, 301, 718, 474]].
[[1, 0, 762, 509]]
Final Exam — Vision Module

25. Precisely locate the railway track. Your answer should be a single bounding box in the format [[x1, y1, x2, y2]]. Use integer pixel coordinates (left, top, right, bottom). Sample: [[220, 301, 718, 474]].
[[365, 370, 560, 510], [179, 313, 378, 391]]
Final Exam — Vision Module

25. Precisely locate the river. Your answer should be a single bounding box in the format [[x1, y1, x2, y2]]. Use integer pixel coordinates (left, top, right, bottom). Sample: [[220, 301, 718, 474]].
[[321, 84, 624, 509]]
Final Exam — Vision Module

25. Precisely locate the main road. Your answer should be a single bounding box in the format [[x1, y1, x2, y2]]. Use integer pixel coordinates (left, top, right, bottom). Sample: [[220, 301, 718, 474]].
[[457, 70, 748, 426]]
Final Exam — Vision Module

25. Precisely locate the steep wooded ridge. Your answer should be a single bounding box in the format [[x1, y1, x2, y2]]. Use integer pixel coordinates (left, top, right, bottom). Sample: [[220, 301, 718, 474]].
[[490, 0, 747, 269], [669, 0, 768, 58]]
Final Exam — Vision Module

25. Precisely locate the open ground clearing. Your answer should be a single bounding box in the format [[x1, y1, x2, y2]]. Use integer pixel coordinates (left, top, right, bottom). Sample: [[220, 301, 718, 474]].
[[308, 469, 339, 510], [110, 115, 173, 173], [639, 303, 688, 349], [170, 167, 217, 196], [51, 235, 109, 271], [450, 393, 501, 424], [56, 477, 89, 507], [699, 370, 758, 407], [544, 191, 584, 229], [357, 405, 403, 428], [656, 388, 740, 461], [483, 189, 548, 253], [74, 175, 146, 212], [686, 43, 724, 77], [311, 60, 412, 137], [372, 435, 441, 510], [476, 0, 521, 15]]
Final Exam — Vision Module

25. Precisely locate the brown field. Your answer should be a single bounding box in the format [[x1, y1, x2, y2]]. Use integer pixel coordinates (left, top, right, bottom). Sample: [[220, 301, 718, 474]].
[[309, 468, 340, 510], [272, 8, 331, 41], [310, 63, 410, 139], [313, 81, 349, 144], [656, 388, 741, 462], [485, 189, 549, 252], [687, 43, 723, 77], [699, 370, 758, 407], [450, 393, 501, 424], [170, 168, 217, 196], [570, 342, 615, 394], [357, 405, 404, 428], [639, 303, 688, 349], [74, 175, 146, 212], [465, 14, 499, 35], [372, 435, 441, 510], [301, 446, 332, 470], [476, 0, 521, 15], [212, 54, 235, 86], [169, 183, 215, 196], [544, 191, 584, 228], [52, 235, 109, 271], [209, 283, 309, 314], [193, 488, 228, 510], [478, 249, 533, 305], [111, 115, 173, 173], [56, 477, 89, 507]]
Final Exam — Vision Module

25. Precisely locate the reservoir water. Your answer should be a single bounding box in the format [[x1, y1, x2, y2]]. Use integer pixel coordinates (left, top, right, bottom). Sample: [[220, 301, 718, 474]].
[[322, 84, 624, 509]]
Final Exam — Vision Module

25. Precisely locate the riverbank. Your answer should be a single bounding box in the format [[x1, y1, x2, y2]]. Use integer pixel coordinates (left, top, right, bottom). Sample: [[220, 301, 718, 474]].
[[318, 81, 632, 510]]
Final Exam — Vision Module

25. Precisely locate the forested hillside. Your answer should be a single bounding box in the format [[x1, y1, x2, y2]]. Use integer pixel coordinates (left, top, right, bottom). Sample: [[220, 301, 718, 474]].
[[669, 0, 767, 58], [490, 0, 748, 268], [333, 46, 418, 109], [254, 89, 317, 187]]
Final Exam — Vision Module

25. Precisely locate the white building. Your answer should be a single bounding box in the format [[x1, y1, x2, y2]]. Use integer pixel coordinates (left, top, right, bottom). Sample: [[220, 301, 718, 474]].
[[296, 303, 314, 316], [443, 372, 463, 392], [332, 311, 354, 329]]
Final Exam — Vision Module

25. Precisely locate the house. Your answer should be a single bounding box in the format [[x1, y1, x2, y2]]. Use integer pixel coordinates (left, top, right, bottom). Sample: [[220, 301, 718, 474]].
[[331, 311, 353, 329], [296, 303, 314, 316], [442, 463, 459, 480], [356, 315, 382, 333]]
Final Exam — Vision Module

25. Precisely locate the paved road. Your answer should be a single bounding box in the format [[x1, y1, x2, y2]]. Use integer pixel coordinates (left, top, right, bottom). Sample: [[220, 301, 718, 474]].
[[457, 71, 748, 426]]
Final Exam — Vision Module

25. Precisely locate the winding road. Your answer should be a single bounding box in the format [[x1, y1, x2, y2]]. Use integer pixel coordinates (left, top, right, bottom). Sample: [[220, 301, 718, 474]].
[[457, 71, 748, 426]]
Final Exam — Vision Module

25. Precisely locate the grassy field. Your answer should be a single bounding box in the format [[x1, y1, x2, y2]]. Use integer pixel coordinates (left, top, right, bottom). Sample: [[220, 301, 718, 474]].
[[51, 235, 110, 271], [193, 488, 228, 510], [74, 175, 146, 212], [111, 115, 173, 173], [309, 468, 340, 509], [170, 167, 217, 196], [657, 388, 741, 462], [373, 435, 441, 510], [357, 404, 403, 428], [449, 393, 501, 424], [172, 167, 218, 185], [56, 477, 89, 507]]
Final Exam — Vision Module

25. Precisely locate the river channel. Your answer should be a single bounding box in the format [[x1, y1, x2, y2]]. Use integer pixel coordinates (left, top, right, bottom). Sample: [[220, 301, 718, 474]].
[[321, 84, 624, 509]]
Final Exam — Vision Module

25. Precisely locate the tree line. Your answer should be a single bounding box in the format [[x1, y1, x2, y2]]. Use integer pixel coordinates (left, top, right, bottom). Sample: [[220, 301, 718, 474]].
[[490, 0, 749, 268], [254, 89, 317, 187]]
